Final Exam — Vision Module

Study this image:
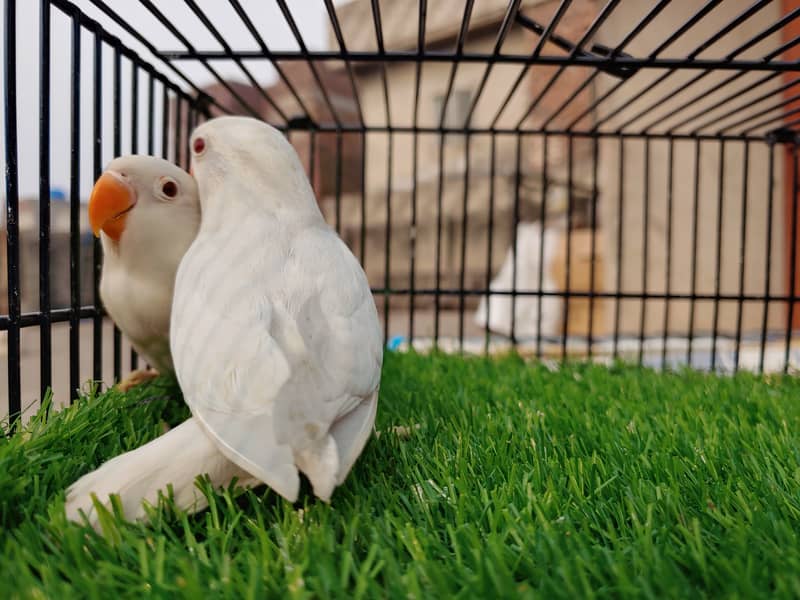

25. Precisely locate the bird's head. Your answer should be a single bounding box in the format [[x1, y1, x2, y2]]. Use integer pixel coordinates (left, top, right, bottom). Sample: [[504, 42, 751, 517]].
[[89, 155, 199, 244], [188, 116, 320, 217]]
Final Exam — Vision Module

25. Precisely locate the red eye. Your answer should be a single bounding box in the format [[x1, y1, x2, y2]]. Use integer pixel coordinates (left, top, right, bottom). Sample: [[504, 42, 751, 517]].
[[162, 180, 178, 198], [193, 137, 206, 154]]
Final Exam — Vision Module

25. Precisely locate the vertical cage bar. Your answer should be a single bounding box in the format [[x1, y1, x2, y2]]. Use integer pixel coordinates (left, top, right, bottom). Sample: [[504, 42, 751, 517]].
[[661, 141, 675, 369], [161, 85, 168, 160], [687, 141, 702, 368], [409, 130, 419, 345], [458, 134, 471, 351], [129, 65, 139, 372], [409, 0, 425, 347], [383, 132, 393, 345], [784, 144, 799, 373], [408, 131, 419, 348], [5, 0, 21, 425], [308, 129, 316, 197], [91, 27, 102, 383], [561, 136, 574, 361], [710, 142, 726, 372], [173, 94, 182, 168], [68, 9, 81, 402], [536, 135, 550, 359], [510, 135, 522, 348], [334, 132, 342, 235], [638, 140, 650, 366], [145, 72, 155, 374], [112, 46, 122, 382], [147, 73, 155, 156], [433, 134, 445, 345], [612, 139, 624, 360], [39, 0, 52, 401], [587, 137, 599, 360], [734, 142, 750, 372], [359, 133, 367, 265], [759, 144, 776, 374], [185, 107, 195, 171], [483, 135, 497, 354]]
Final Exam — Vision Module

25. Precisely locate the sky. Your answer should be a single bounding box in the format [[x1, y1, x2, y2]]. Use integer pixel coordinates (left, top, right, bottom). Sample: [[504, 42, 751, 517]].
[[1, 0, 340, 200]]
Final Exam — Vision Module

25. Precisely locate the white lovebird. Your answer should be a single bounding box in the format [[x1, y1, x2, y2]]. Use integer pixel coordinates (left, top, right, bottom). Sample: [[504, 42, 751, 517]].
[[88, 155, 200, 389], [171, 116, 383, 503], [65, 117, 382, 529]]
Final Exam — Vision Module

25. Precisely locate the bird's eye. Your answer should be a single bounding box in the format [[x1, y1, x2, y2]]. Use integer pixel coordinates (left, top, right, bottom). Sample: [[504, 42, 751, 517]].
[[193, 137, 206, 155], [162, 180, 178, 198]]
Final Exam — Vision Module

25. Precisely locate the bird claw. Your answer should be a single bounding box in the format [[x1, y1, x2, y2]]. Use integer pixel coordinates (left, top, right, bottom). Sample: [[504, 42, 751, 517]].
[[116, 368, 160, 392]]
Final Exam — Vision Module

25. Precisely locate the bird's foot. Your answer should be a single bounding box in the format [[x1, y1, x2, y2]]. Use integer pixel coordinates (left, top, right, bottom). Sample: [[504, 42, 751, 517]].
[[116, 368, 160, 392]]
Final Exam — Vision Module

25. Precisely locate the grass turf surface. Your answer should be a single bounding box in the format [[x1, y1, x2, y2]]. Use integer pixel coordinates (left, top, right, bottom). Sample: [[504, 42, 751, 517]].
[[1, 352, 800, 598]]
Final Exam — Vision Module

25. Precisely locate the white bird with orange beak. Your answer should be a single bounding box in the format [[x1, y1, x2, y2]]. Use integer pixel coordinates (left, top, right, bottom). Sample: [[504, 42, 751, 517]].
[[65, 118, 382, 530], [88, 155, 200, 390]]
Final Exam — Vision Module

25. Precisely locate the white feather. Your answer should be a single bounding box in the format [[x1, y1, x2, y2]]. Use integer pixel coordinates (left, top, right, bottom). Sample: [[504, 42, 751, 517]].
[[64, 418, 259, 531], [171, 116, 383, 504]]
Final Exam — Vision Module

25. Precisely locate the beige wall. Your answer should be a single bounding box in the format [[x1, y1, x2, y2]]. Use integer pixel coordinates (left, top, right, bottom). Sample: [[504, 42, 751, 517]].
[[594, 0, 788, 338]]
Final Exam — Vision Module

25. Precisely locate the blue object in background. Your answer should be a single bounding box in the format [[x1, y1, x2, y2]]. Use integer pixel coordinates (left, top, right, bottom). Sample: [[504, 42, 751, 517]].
[[50, 188, 66, 201], [387, 335, 405, 351]]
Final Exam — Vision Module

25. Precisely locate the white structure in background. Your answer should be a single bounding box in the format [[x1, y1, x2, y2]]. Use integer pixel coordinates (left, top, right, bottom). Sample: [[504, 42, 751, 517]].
[[475, 219, 565, 339]]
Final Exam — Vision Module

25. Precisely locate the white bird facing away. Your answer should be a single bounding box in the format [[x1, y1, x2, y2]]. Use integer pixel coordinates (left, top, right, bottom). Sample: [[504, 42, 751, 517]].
[[65, 117, 382, 529], [474, 219, 563, 340], [88, 155, 200, 390], [171, 116, 383, 503]]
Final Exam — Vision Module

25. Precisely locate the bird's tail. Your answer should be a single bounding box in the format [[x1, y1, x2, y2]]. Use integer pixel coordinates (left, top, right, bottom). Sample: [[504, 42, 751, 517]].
[[65, 417, 259, 531]]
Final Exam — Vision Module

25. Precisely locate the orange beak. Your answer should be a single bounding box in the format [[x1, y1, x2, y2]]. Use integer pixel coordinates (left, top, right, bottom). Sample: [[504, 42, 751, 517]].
[[88, 171, 136, 241]]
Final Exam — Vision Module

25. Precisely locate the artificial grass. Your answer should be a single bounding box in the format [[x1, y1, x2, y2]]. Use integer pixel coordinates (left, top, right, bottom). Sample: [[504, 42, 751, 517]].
[[1, 352, 800, 598]]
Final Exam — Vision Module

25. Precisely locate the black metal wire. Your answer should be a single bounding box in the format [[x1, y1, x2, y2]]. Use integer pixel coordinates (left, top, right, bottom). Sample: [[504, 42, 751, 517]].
[[91, 25, 103, 384], [687, 141, 702, 368], [784, 145, 799, 373], [112, 45, 122, 382], [612, 138, 624, 360], [323, 0, 364, 126], [226, 0, 315, 123], [637, 139, 650, 366], [483, 134, 497, 354], [562, 136, 575, 361], [78, 0, 226, 112], [8, 0, 800, 422], [509, 135, 522, 346], [458, 134, 471, 351], [275, 0, 342, 127], [734, 142, 751, 373], [661, 140, 675, 369], [5, 0, 21, 425], [710, 142, 726, 372], [409, 1, 425, 343], [515, 0, 622, 131], [130, 64, 139, 373], [137, 0, 260, 118], [587, 137, 599, 359], [437, 0, 474, 130], [490, 0, 572, 129], [69, 6, 81, 402], [39, 0, 52, 402], [541, 0, 671, 131], [462, 0, 521, 128], [536, 135, 550, 359], [181, 0, 288, 123], [760, 144, 777, 372]]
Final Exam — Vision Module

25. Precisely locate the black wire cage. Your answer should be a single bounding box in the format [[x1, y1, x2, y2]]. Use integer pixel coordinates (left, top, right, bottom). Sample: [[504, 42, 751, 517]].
[[3, 0, 800, 423]]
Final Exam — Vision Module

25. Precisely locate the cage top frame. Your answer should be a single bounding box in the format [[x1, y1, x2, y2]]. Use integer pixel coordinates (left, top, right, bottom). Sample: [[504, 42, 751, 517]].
[[39, 0, 800, 142]]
